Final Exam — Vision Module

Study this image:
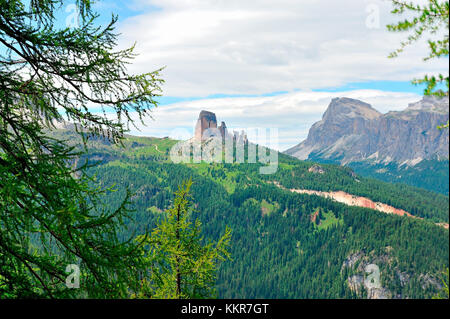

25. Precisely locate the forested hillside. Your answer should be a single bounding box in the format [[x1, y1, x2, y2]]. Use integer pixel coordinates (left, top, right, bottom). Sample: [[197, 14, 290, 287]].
[[55, 128, 449, 299], [342, 159, 449, 195]]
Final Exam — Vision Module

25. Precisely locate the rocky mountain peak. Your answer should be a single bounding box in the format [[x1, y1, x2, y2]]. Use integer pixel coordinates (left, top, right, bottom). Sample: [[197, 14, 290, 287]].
[[193, 110, 247, 143], [405, 95, 449, 113], [323, 97, 381, 122], [285, 96, 449, 165], [198, 110, 218, 122], [194, 110, 218, 140]]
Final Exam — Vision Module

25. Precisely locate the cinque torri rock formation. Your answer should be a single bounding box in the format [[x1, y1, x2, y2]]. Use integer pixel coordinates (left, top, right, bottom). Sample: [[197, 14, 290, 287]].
[[285, 96, 449, 166], [194, 110, 247, 142], [195, 110, 218, 140]]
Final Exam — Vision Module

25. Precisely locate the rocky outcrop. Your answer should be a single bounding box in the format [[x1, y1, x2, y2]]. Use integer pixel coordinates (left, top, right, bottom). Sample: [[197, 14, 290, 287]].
[[342, 248, 442, 299], [419, 274, 443, 290], [194, 110, 247, 143], [218, 121, 227, 139], [195, 110, 218, 141], [308, 164, 325, 174], [342, 250, 393, 299], [285, 96, 449, 166]]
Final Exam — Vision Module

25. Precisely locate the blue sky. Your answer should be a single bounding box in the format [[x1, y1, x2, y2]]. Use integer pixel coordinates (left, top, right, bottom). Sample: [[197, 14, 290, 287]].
[[153, 80, 436, 106]]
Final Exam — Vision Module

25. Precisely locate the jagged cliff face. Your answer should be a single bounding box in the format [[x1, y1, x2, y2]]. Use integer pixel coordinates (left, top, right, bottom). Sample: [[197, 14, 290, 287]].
[[285, 96, 449, 166], [194, 110, 246, 142], [195, 110, 218, 140]]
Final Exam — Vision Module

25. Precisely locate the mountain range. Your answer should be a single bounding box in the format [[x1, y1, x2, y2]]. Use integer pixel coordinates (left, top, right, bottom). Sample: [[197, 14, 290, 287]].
[[285, 96, 449, 194]]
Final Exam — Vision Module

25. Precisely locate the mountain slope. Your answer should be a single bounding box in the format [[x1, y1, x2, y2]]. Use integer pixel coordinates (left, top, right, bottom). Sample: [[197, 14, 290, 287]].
[[50, 127, 449, 299], [285, 96, 449, 193]]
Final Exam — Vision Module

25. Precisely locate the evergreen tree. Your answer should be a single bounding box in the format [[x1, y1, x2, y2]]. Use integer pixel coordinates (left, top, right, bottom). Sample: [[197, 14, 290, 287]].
[[433, 268, 449, 299], [136, 180, 231, 299], [387, 0, 449, 100], [0, 0, 162, 298]]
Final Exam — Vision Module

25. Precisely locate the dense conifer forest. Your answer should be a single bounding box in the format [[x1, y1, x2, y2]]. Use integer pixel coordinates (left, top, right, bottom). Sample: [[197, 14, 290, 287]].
[[67, 130, 449, 298]]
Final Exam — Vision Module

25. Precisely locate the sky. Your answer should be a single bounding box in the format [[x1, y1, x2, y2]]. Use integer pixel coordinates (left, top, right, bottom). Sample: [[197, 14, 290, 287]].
[[63, 0, 448, 150]]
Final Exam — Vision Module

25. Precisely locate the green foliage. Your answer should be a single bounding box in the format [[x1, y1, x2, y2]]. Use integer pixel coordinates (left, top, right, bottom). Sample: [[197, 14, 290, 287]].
[[78, 134, 449, 298], [387, 0, 449, 97], [260, 199, 279, 217], [345, 159, 449, 195], [273, 156, 449, 223], [437, 121, 449, 129], [433, 268, 449, 299], [0, 0, 162, 297], [315, 210, 343, 231], [135, 180, 231, 299]]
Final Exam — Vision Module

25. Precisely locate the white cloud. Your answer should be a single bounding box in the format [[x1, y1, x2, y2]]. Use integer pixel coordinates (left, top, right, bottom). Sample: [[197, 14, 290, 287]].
[[117, 0, 448, 97], [90, 1, 442, 150], [126, 89, 421, 151]]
